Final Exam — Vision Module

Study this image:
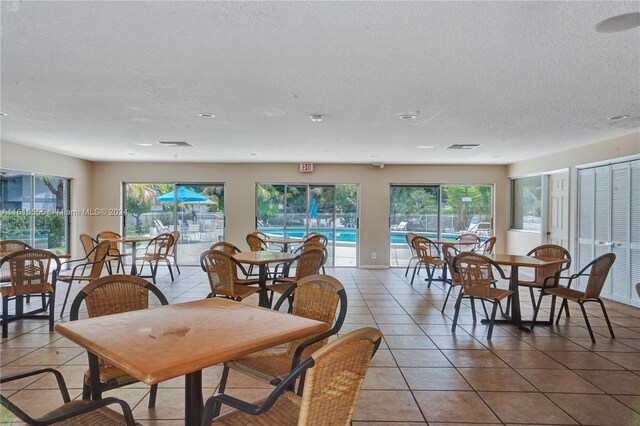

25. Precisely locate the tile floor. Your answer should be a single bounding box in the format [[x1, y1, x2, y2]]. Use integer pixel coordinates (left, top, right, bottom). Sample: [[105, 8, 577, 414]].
[[1, 266, 639, 425]]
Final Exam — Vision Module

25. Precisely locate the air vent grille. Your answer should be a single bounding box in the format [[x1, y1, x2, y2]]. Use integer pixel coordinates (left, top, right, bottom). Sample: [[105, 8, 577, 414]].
[[157, 141, 193, 147], [446, 144, 480, 150]]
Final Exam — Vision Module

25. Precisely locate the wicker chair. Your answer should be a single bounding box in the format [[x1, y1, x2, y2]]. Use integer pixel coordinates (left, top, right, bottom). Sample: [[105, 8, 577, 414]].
[[266, 248, 325, 305], [403, 232, 419, 277], [291, 240, 328, 274], [96, 231, 128, 275], [410, 236, 445, 286], [0, 249, 61, 338], [57, 241, 110, 318], [519, 244, 571, 320], [0, 240, 32, 283], [166, 230, 181, 276], [451, 252, 512, 339], [137, 233, 174, 283], [210, 241, 243, 255], [441, 244, 462, 313], [246, 233, 271, 277], [79, 233, 98, 260], [200, 250, 261, 301], [304, 233, 328, 246], [219, 275, 348, 392], [1, 368, 139, 425], [533, 253, 616, 343], [69, 275, 168, 409], [205, 327, 381, 425], [456, 233, 480, 250], [472, 237, 497, 255]]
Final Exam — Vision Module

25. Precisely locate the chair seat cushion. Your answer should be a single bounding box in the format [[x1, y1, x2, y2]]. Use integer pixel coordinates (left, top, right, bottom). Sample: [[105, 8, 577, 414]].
[[544, 286, 587, 302], [212, 391, 301, 425], [44, 400, 129, 426], [226, 350, 292, 384], [0, 283, 53, 297], [465, 286, 513, 301], [234, 278, 260, 286]]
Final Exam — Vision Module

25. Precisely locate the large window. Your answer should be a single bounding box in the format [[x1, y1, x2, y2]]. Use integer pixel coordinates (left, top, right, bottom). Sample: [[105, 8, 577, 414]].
[[0, 169, 70, 252], [123, 182, 224, 265], [510, 175, 542, 231]]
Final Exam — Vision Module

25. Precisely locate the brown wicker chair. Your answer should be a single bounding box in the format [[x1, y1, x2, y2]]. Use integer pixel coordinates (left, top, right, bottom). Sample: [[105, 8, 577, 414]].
[[200, 250, 261, 301], [266, 248, 325, 305], [205, 327, 381, 425], [291, 240, 328, 273], [451, 252, 512, 340], [456, 233, 480, 248], [304, 233, 328, 246], [0, 249, 61, 338], [472, 236, 497, 255], [1, 367, 139, 425], [57, 241, 110, 318], [166, 230, 181, 276], [411, 236, 445, 286], [246, 233, 269, 252], [137, 233, 174, 283], [79, 233, 98, 260], [96, 231, 128, 275], [441, 243, 462, 313], [519, 244, 571, 320], [533, 253, 616, 343], [0, 240, 32, 285], [219, 274, 348, 392], [403, 232, 419, 277], [210, 241, 243, 255], [69, 274, 169, 409]]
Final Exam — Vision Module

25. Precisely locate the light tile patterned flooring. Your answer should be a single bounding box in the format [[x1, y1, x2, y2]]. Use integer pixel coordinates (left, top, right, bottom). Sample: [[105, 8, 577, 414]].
[[1, 266, 640, 425]]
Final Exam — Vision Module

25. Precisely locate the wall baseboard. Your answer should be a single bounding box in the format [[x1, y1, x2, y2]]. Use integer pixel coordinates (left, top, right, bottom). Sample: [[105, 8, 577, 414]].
[[359, 265, 389, 270]]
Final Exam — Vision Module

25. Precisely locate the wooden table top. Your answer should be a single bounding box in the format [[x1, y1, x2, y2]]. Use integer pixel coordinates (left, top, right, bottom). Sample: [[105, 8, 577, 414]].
[[54, 298, 328, 385], [487, 254, 568, 267], [233, 250, 297, 265]]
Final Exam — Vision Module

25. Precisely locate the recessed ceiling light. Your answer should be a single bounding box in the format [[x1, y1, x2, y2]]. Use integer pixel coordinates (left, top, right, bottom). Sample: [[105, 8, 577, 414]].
[[416, 145, 434, 149], [0, 112, 7, 116], [595, 12, 640, 33], [198, 113, 215, 118], [137, 143, 153, 147], [128, 153, 135, 156], [250, 153, 257, 156], [310, 114, 323, 122], [608, 114, 630, 120], [399, 114, 417, 120]]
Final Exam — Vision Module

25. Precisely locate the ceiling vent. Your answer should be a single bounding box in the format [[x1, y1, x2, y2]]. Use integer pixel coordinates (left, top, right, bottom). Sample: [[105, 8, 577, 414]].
[[157, 141, 193, 147], [446, 144, 480, 150]]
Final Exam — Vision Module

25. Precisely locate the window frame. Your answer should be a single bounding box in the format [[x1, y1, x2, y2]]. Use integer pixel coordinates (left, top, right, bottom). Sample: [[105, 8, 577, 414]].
[[509, 174, 543, 232]]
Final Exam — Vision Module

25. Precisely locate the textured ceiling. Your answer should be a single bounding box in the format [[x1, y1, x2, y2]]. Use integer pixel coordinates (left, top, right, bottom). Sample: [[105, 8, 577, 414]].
[[1, 1, 639, 164]]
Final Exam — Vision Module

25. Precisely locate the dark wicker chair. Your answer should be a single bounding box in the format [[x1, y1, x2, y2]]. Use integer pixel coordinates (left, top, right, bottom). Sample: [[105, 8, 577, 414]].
[[205, 327, 381, 425], [166, 230, 181, 276], [472, 236, 497, 255], [0, 240, 32, 283], [441, 243, 462, 313], [0, 249, 61, 338], [533, 253, 616, 343], [137, 233, 174, 283], [96, 231, 128, 275], [266, 248, 325, 305], [403, 232, 419, 277], [1, 368, 139, 425], [200, 250, 261, 301], [411, 236, 445, 286], [69, 274, 169, 408]]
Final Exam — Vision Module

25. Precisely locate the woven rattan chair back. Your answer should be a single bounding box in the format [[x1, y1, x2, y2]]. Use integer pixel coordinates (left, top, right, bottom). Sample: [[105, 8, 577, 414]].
[[442, 244, 462, 285], [167, 231, 180, 256], [457, 233, 480, 244], [527, 244, 571, 287], [246, 233, 267, 252], [145, 233, 173, 258], [454, 252, 501, 296], [0, 240, 32, 282], [304, 234, 328, 246], [474, 237, 496, 255], [413, 236, 439, 262], [293, 248, 324, 280], [86, 241, 111, 279], [210, 242, 242, 255], [284, 274, 344, 360], [297, 327, 382, 425], [0, 249, 61, 297], [96, 230, 121, 257], [581, 253, 616, 299], [79, 233, 98, 261], [200, 249, 241, 298], [405, 232, 418, 256]]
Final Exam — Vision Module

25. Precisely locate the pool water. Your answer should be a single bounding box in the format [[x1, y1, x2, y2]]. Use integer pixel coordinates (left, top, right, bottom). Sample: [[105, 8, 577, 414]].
[[260, 228, 465, 244]]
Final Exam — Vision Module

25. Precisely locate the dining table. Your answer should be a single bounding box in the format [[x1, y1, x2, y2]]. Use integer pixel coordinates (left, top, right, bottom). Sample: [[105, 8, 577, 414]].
[[485, 254, 568, 331], [427, 239, 479, 283], [106, 236, 154, 276], [232, 250, 297, 307], [54, 298, 328, 426], [264, 237, 302, 253]]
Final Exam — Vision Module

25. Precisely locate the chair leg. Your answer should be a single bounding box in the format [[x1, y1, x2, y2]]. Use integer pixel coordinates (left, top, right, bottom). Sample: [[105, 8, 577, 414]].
[[426, 265, 434, 288], [469, 297, 477, 322], [214, 365, 230, 417], [2, 297, 8, 338], [165, 260, 174, 281], [505, 296, 511, 317], [597, 299, 615, 339], [105, 261, 113, 275], [548, 295, 557, 323], [410, 263, 419, 286], [529, 287, 536, 307], [60, 282, 73, 318], [531, 290, 545, 330], [82, 383, 91, 400], [442, 284, 454, 313], [578, 301, 596, 343], [480, 299, 489, 319], [151, 261, 159, 284], [556, 299, 568, 324], [451, 292, 464, 332], [487, 301, 499, 340], [405, 259, 413, 277], [48, 291, 55, 332], [148, 384, 158, 408]]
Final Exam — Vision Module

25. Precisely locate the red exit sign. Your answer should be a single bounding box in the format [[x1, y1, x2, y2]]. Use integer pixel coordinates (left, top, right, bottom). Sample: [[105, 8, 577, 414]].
[[299, 162, 314, 173]]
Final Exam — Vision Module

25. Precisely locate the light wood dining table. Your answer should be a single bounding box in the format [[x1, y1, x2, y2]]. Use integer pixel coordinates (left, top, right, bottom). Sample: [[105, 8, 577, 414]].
[[55, 298, 328, 426], [105, 236, 153, 276], [264, 237, 302, 252], [232, 251, 297, 307]]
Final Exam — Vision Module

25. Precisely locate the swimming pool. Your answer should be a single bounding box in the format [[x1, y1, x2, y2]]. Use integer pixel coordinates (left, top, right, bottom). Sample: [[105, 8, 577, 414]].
[[260, 227, 467, 245]]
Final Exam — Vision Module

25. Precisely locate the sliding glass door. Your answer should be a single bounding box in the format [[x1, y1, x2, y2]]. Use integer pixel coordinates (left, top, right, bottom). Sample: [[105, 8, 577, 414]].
[[123, 182, 224, 265], [256, 183, 358, 267]]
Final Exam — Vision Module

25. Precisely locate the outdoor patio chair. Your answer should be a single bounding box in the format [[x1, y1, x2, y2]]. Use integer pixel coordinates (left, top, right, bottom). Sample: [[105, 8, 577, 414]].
[[519, 244, 571, 321], [246, 233, 270, 277], [166, 230, 181, 276], [79, 233, 98, 260], [137, 233, 174, 283], [472, 236, 496, 255], [205, 327, 381, 425], [441, 244, 462, 313], [451, 252, 512, 340], [267, 248, 325, 306], [210, 241, 242, 255], [153, 219, 169, 233], [1, 368, 139, 425], [456, 232, 480, 250], [200, 249, 260, 301], [392, 221, 408, 231], [404, 232, 419, 277], [96, 230, 129, 275], [0, 240, 32, 283], [410, 236, 445, 286], [0, 249, 61, 338], [533, 253, 616, 343], [70, 275, 169, 408], [292, 241, 328, 274], [218, 274, 348, 393], [304, 233, 328, 246], [187, 224, 201, 242], [57, 241, 110, 318]]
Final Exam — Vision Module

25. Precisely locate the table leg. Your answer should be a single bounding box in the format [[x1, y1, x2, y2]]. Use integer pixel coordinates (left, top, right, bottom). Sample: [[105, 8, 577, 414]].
[[130, 242, 138, 275], [185, 370, 203, 426], [257, 264, 270, 308], [508, 265, 523, 328], [87, 352, 102, 400]]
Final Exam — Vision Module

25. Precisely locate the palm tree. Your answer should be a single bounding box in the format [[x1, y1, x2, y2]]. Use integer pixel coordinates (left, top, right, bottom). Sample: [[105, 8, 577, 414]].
[[125, 184, 158, 233]]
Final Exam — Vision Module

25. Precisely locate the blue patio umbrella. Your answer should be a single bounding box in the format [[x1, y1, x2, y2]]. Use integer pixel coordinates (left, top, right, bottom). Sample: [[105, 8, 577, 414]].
[[309, 198, 318, 218], [156, 187, 208, 203]]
